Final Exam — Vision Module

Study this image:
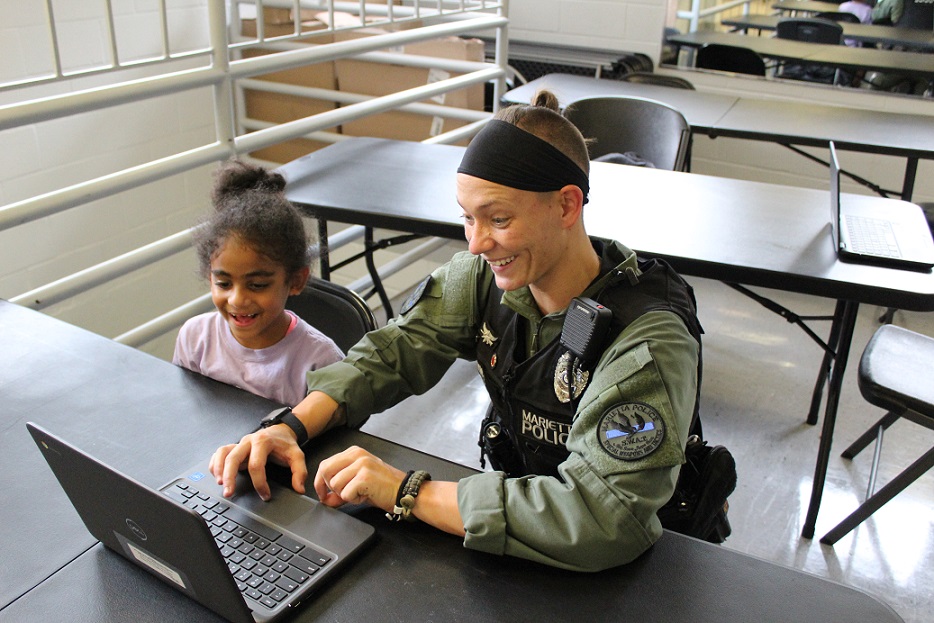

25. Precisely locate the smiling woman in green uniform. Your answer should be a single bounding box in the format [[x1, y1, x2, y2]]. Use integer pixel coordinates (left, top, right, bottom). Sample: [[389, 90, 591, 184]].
[[210, 90, 702, 572]]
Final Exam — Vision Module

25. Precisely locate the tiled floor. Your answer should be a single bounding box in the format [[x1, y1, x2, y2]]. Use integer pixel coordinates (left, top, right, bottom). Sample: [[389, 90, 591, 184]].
[[362, 270, 933, 623]]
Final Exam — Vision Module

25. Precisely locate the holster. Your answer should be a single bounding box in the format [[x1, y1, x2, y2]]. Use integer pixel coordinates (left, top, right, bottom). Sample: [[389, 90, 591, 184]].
[[477, 408, 525, 477]]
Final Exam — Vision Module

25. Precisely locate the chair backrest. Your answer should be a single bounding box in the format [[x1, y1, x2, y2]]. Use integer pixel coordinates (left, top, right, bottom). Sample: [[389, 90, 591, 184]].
[[286, 277, 377, 353], [618, 71, 696, 90], [815, 10, 862, 23], [564, 96, 691, 172], [695, 43, 767, 76], [776, 17, 844, 44], [897, 0, 934, 29]]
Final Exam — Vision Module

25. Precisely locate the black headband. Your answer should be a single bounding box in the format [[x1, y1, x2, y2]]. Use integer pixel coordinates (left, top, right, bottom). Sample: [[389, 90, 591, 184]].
[[457, 120, 590, 204]]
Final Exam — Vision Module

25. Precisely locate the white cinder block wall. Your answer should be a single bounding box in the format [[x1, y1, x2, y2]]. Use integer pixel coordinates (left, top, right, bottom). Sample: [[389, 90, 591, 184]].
[[2, 0, 933, 362], [2, 1, 222, 361]]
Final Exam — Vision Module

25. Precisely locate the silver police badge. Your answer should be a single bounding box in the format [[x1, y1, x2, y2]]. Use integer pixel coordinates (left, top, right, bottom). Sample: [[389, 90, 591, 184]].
[[554, 351, 589, 403], [597, 402, 665, 460]]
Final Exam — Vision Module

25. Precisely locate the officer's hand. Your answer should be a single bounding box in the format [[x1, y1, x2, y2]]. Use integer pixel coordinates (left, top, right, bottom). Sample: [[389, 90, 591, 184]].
[[209, 424, 309, 501], [313, 446, 406, 512]]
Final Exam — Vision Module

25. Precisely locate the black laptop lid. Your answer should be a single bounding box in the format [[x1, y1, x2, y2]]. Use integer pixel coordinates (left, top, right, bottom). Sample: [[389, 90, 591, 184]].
[[28, 422, 260, 623]]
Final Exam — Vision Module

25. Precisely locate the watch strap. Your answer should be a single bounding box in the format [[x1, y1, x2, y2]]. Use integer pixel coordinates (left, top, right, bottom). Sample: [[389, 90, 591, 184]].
[[260, 407, 308, 448]]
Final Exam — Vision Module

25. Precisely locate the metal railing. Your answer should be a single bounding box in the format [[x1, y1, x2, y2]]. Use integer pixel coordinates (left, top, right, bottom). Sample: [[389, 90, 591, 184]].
[[676, 0, 755, 33], [1, 0, 508, 347]]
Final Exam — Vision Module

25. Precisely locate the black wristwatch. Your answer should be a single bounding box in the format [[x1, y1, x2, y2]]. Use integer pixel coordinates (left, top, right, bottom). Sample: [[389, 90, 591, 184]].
[[259, 407, 308, 448]]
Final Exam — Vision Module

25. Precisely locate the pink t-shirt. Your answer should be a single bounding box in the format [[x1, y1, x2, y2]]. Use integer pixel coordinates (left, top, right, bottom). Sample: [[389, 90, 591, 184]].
[[840, 1, 873, 23], [173, 311, 344, 407]]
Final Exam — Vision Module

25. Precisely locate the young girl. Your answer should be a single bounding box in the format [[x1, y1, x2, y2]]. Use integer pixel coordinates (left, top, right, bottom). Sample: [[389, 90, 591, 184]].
[[173, 160, 344, 407]]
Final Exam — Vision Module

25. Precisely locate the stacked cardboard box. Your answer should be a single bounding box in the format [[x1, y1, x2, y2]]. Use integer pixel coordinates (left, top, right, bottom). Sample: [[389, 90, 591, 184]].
[[334, 30, 485, 144], [240, 9, 485, 164]]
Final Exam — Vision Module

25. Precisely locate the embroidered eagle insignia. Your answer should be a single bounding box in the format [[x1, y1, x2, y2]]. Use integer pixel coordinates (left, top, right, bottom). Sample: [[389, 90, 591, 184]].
[[480, 322, 498, 347]]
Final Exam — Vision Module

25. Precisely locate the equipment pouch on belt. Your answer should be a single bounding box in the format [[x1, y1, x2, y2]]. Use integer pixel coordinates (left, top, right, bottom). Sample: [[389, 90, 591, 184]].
[[478, 409, 525, 477]]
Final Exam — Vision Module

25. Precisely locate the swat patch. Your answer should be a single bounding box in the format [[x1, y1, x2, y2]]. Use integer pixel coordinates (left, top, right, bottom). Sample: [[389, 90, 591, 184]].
[[399, 275, 431, 315], [597, 402, 665, 461]]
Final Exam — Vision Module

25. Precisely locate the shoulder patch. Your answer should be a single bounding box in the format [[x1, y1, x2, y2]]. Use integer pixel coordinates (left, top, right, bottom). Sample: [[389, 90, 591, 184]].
[[597, 402, 665, 461], [399, 275, 432, 315]]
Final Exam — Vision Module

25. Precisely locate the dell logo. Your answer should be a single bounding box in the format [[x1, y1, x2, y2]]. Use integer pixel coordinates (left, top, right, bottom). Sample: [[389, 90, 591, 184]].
[[126, 518, 148, 541]]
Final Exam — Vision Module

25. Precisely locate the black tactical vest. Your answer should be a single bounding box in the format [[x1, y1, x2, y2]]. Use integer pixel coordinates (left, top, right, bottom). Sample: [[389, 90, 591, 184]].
[[475, 251, 702, 478]]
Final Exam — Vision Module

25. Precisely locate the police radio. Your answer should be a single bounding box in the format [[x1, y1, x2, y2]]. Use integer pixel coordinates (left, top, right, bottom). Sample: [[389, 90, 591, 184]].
[[560, 297, 613, 364]]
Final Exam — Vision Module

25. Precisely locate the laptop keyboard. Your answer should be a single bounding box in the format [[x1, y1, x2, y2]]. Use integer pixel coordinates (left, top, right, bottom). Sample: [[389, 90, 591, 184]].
[[164, 481, 332, 611], [845, 214, 901, 258]]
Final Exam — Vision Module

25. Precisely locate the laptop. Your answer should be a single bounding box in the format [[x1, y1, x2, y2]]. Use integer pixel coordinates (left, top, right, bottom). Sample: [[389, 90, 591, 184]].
[[829, 142, 934, 271], [27, 422, 375, 623]]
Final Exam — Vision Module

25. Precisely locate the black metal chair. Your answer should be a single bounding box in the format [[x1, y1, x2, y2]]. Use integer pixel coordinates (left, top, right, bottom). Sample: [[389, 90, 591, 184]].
[[695, 43, 767, 76], [820, 324, 934, 545], [775, 17, 844, 84], [563, 96, 691, 172], [287, 277, 377, 353], [776, 16, 845, 43], [614, 73, 695, 170]]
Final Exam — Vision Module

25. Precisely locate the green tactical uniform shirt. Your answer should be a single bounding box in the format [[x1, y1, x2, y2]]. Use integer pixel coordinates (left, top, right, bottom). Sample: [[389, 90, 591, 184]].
[[305, 240, 700, 571]]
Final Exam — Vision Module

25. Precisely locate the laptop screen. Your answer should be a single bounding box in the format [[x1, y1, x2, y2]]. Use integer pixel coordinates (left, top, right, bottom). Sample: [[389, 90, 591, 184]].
[[829, 141, 841, 253]]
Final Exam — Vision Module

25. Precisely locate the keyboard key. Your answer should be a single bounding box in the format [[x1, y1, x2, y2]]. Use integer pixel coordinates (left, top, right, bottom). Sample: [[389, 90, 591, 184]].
[[222, 507, 281, 541], [276, 534, 305, 554], [276, 578, 299, 593], [290, 558, 321, 575], [245, 588, 263, 601], [283, 566, 309, 584], [297, 547, 332, 568]]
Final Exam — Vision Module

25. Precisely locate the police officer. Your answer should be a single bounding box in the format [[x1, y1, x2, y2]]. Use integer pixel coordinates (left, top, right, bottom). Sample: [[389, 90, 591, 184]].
[[211, 90, 702, 572]]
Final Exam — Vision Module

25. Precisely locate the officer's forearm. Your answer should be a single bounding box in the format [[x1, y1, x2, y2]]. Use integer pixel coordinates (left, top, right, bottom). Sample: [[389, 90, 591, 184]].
[[412, 480, 466, 537], [292, 390, 344, 440]]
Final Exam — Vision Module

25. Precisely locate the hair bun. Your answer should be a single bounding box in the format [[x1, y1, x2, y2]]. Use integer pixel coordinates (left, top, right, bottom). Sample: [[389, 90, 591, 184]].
[[212, 160, 286, 207], [531, 89, 560, 112]]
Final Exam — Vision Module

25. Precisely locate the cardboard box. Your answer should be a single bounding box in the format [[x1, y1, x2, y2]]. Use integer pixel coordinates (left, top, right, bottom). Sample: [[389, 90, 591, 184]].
[[258, 6, 318, 25], [240, 8, 484, 161], [256, 1, 394, 26], [240, 25, 340, 164], [240, 18, 327, 39], [334, 30, 485, 143]]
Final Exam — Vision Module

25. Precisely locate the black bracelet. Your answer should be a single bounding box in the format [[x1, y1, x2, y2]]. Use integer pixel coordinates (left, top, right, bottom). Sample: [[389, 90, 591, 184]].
[[386, 471, 415, 522], [386, 470, 431, 522]]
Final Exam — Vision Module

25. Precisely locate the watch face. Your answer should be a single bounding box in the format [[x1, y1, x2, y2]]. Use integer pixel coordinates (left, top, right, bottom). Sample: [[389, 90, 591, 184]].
[[262, 407, 290, 426]]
